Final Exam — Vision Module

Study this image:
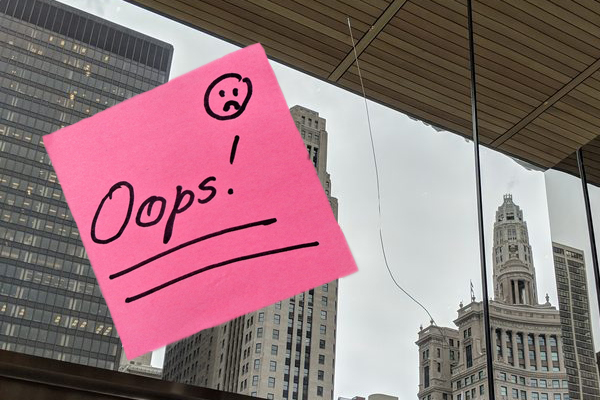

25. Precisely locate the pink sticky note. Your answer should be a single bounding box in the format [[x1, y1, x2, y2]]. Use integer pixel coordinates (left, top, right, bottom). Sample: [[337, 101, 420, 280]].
[[43, 44, 357, 359]]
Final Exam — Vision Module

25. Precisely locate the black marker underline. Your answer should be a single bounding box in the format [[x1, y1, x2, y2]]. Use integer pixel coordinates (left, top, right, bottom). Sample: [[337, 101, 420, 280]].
[[109, 218, 277, 280], [125, 241, 319, 303]]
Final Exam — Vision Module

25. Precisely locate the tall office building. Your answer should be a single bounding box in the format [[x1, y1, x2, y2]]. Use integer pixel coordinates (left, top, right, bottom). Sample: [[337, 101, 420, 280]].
[[552, 243, 600, 400], [163, 106, 339, 400], [417, 195, 570, 400], [0, 0, 172, 370]]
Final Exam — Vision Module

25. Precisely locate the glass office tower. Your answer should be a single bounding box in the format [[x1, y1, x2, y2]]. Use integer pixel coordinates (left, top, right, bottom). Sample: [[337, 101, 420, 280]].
[[0, 0, 172, 369]]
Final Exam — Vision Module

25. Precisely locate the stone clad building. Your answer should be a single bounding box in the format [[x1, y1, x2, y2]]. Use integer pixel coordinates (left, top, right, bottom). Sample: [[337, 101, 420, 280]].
[[417, 195, 571, 400], [163, 106, 339, 400], [552, 244, 600, 400]]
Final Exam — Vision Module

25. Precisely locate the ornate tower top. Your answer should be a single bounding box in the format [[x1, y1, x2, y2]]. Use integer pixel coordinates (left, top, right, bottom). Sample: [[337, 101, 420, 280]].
[[492, 195, 538, 305]]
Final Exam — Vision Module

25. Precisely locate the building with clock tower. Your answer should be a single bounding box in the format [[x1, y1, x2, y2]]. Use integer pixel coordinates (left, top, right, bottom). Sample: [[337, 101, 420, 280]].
[[417, 195, 574, 400]]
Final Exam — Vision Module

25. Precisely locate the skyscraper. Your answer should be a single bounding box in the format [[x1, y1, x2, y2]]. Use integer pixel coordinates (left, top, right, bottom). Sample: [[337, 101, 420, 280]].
[[417, 195, 570, 400], [0, 0, 172, 370], [163, 106, 339, 400], [552, 243, 600, 400]]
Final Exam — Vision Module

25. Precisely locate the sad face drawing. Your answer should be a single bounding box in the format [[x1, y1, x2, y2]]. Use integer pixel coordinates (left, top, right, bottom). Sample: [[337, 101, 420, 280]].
[[204, 73, 253, 121]]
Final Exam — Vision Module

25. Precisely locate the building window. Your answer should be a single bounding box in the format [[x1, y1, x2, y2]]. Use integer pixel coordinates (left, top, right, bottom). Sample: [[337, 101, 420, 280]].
[[521, 391, 527, 400], [501, 387, 508, 396], [318, 355, 325, 365], [466, 345, 472, 368], [254, 359, 260, 369], [271, 345, 278, 355], [532, 394, 539, 400], [259, 312, 264, 322], [255, 343, 262, 353], [322, 283, 328, 292], [321, 296, 327, 306], [319, 339, 326, 349], [437, 348, 441, 358], [267, 394, 274, 400], [270, 361, 277, 372], [252, 376, 259, 386], [317, 370, 324, 381], [317, 386, 323, 397], [274, 314, 281, 324], [268, 377, 275, 388], [320, 325, 326, 335], [437, 362, 441, 373], [512, 389, 519, 399], [272, 329, 279, 340], [257, 327, 263, 338], [320, 310, 327, 320], [480, 385, 484, 395], [424, 366, 430, 388]]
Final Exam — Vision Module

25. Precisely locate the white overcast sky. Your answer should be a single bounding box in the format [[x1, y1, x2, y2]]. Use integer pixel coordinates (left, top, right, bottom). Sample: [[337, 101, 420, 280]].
[[58, 2, 600, 399]]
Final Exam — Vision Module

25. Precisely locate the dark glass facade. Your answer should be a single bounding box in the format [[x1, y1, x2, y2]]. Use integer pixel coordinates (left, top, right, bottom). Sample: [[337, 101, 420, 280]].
[[0, 0, 172, 370]]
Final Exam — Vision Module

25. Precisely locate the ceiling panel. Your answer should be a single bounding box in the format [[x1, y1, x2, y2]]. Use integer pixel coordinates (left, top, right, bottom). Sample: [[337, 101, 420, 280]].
[[127, 0, 600, 184]]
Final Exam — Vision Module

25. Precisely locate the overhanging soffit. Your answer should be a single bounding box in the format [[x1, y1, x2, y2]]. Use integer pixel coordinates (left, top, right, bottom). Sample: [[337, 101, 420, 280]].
[[127, 0, 600, 185]]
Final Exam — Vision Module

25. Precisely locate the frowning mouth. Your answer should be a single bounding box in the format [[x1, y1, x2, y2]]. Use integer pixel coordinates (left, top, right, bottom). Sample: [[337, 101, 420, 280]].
[[223, 101, 241, 112]]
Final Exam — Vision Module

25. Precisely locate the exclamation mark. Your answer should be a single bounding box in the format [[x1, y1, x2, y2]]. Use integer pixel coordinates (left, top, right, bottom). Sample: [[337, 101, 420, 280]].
[[228, 135, 239, 195]]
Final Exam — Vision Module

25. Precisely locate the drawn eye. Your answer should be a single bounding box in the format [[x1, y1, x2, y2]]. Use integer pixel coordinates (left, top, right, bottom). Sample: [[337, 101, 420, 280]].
[[219, 90, 225, 97], [233, 88, 238, 96]]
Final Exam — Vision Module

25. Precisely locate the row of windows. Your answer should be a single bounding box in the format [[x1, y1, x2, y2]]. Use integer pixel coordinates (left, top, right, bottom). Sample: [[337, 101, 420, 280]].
[[1, 38, 155, 97], [0, 133, 51, 164], [0, 153, 57, 184], [454, 369, 485, 389], [0, 86, 101, 124], [2, 17, 165, 82], [1, 22, 165, 86], [0, 52, 140, 114], [0, 188, 73, 223], [498, 387, 569, 400], [0, 0, 171, 71], [498, 373, 568, 389], [0, 340, 115, 369], [0, 209, 79, 242], [0, 122, 44, 146], [0, 225, 88, 262], [451, 384, 484, 400], [0, 56, 123, 114], [0, 244, 92, 279], [299, 115, 319, 130], [0, 222, 84, 255], [0, 268, 98, 298], [1, 319, 116, 349], [0, 299, 112, 335]]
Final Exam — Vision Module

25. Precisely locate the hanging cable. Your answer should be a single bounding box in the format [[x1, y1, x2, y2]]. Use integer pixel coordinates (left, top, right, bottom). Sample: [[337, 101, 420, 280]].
[[345, 17, 444, 336]]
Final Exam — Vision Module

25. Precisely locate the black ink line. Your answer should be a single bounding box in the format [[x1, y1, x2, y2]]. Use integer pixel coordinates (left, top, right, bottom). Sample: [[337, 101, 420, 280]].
[[109, 218, 277, 280], [125, 241, 319, 303], [230, 135, 240, 164]]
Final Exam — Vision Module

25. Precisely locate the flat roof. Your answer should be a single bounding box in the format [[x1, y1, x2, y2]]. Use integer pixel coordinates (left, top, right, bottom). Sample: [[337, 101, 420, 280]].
[[127, 0, 600, 184]]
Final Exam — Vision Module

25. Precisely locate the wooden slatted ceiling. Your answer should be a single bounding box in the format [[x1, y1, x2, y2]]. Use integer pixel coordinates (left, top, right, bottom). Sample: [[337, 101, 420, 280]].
[[127, 0, 600, 185]]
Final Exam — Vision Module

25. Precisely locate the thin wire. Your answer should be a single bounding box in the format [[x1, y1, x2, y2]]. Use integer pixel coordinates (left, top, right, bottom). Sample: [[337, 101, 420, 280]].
[[346, 17, 444, 338]]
